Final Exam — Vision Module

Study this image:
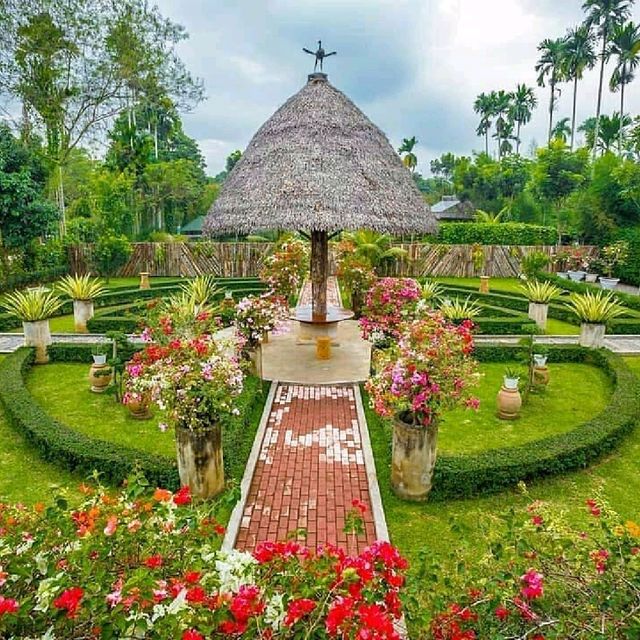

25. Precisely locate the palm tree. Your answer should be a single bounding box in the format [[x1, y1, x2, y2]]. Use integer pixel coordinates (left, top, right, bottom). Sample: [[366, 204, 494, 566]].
[[582, 0, 633, 158], [473, 92, 495, 156], [609, 21, 640, 154], [398, 136, 418, 171], [563, 25, 597, 150], [491, 90, 513, 159], [579, 112, 632, 152], [340, 230, 408, 274], [551, 117, 572, 142], [536, 37, 567, 144], [509, 84, 537, 154]]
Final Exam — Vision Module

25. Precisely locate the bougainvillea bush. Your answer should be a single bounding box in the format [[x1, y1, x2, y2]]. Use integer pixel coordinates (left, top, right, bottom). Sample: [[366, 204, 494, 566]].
[[366, 314, 479, 427], [359, 277, 421, 343], [234, 294, 287, 349], [335, 240, 377, 316], [259, 239, 309, 301], [0, 477, 407, 638], [406, 492, 640, 639]]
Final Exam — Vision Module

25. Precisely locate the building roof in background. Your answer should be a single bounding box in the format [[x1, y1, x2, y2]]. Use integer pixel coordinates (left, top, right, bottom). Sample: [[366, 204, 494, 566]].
[[431, 195, 474, 221]]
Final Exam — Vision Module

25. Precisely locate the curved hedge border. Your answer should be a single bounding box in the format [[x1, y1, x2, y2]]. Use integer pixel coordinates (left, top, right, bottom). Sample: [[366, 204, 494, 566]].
[[0, 345, 268, 490], [363, 345, 640, 501]]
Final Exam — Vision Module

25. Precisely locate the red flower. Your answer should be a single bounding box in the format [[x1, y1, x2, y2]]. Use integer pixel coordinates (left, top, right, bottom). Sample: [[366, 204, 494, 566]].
[[351, 498, 368, 515], [173, 486, 192, 506], [186, 586, 207, 604], [531, 515, 543, 527], [0, 596, 19, 616], [520, 569, 544, 600], [53, 587, 84, 619], [214, 524, 226, 535], [284, 598, 316, 626], [184, 571, 201, 584], [144, 554, 164, 569], [326, 596, 355, 635], [585, 499, 601, 517], [182, 630, 204, 640], [495, 605, 509, 620]]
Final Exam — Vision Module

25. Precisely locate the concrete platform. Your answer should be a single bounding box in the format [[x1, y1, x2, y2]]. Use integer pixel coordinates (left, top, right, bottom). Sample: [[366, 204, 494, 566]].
[[260, 320, 371, 384]]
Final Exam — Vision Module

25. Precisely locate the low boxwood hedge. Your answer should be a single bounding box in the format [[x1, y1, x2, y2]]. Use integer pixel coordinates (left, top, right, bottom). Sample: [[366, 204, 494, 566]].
[[0, 345, 268, 490], [363, 345, 640, 501]]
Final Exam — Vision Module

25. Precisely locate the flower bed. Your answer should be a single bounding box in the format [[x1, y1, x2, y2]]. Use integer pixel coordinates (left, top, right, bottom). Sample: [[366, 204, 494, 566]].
[[364, 346, 640, 500], [0, 478, 407, 638]]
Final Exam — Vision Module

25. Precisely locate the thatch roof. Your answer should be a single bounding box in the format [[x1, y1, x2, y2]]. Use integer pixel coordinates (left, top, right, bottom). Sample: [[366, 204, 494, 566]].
[[204, 73, 436, 236]]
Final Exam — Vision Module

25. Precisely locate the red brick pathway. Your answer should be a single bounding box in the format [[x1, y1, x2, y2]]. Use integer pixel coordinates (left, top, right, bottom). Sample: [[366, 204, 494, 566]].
[[235, 383, 377, 554]]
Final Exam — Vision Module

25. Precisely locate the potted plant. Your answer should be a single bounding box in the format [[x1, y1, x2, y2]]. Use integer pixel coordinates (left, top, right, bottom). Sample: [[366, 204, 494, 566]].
[[552, 248, 570, 279], [519, 280, 562, 330], [497, 366, 522, 420], [566, 290, 625, 348], [366, 314, 479, 501], [599, 241, 629, 290], [335, 245, 376, 319], [56, 274, 106, 333], [1, 288, 63, 363], [89, 344, 112, 393], [566, 245, 589, 281], [439, 296, 482, 324]]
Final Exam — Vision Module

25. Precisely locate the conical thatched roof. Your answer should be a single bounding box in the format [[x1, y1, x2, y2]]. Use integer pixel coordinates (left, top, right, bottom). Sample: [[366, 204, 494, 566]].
[[203, 73, 436, 236]]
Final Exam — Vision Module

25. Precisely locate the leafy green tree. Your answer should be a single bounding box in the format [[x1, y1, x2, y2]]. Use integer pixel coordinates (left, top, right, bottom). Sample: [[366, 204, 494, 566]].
[[579, 113, 632, 152], [0, 123, 59, 249], [398, 137, 418, 171], [563, 24, 597, 149], [582, 0, 633, 158], [429, 153, 458, 182], [536, 37, 567, 144], [609, 20, 640, 154], [473, 92, 495, 156], [551, 117, 572, 142], [509, 84, 537, 154], [93, 233, 132, 281], [225, 150, 242, 174], [491, 90, 513, 159]]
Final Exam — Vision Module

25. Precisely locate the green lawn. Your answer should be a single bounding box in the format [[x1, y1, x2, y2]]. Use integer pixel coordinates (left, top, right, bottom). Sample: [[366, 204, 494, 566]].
[[439, 362, 610, 453], [366, 356, 640, 566], [434, 276, 525, 294]]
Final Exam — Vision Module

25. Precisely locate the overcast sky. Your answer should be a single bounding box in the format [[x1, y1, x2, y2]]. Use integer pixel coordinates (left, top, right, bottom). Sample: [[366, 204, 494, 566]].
[[155, 0, 640, 175]]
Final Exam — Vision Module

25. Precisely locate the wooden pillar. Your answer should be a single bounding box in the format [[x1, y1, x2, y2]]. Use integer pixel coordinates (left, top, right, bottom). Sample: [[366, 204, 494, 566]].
[[311, 230, 328, 320]]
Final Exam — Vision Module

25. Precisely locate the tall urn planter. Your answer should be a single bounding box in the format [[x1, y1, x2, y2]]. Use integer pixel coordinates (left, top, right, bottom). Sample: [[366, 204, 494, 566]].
[[176, 424, 225, 499], [23, 320, 52, 364], [579, 323, 606, 348], [73, 300, 94, 333], [391, 416, 438, 501], [528, 302, 549, 331]]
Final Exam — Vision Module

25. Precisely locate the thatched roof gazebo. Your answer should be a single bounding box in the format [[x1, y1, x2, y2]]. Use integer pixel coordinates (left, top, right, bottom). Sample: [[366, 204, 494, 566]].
[[204, 70, 437, 320]]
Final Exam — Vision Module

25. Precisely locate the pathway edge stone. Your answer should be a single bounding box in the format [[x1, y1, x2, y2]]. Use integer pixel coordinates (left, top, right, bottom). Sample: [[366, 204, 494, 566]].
[[222, 380, 278, 552]]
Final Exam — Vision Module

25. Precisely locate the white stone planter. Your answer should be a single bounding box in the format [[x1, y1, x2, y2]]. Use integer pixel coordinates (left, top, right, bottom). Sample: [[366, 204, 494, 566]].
[[176, 424, 224, 499], [503, 376, 520, 390], [585, 273, 598, 283], [579, 323, 606, 348], [533, 354, 547, 367], [557, 272, 568, 279], [92, 353, 107, 365], [73, 299, 94, 333], [599, 277, 620, 290], [568, 270, 586, 282], [528, 302, 549, 330], [391, 417, 438, 501], [23, 319, 52, 364]]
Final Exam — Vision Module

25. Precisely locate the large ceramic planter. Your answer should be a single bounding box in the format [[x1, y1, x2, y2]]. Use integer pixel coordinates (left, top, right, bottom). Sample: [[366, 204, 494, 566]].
[[127, 395, 152, 420], [528, 302, 549, 331], [567, 270, 586, 282], [23, 319, 52, 364], [497, 385, 522, 420], [533, 366, 550, 387], [176, 423, 224, 499], [73, 299, 94, 333], [479, 275, 490, 294], [580, 322, 605, 348], [89, 363, 112, 393], [599, 277, 619, 290], [585, 273, 598, 283], [391, 416, 438, 501]]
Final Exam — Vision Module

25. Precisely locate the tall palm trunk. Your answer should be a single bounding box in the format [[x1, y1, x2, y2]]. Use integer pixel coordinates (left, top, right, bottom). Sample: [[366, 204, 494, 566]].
[[485, 128, 489, 156], [571, 76, 579, 151], [516, 121, 521, 155], [592, 33, 608, 159], [547, 80, 555, 144], [619, 67, 626, 156]]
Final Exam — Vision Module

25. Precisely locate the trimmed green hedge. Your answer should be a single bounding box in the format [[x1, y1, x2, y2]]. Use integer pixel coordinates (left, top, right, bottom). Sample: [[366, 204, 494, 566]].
[[0, 345, 268, 490], [364, 345, 640, 500], [436, 222, 558, 246]]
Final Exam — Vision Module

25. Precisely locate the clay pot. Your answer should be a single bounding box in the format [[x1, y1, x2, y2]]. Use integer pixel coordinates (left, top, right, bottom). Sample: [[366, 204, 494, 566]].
[[73, 299, 94, 333], [176, 423, 224, 499], [479, 275, 490, 294], [528, 302, 549, 331], [139, 272, 150, 290], [391, 416, 438, 501], [533, 365, 550, 387], [127, 396, 152, 420], [579, 323, 605, 348], [497, 385, 522, 420], [89, 363, 112, 393], [23, 320, 52, 364]]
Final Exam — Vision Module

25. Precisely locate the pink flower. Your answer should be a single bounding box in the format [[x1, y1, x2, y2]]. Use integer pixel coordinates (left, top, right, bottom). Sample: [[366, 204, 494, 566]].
[[520, 569, 544, 600], [0, 595, 19, 616], [103, 515, 117, 537]]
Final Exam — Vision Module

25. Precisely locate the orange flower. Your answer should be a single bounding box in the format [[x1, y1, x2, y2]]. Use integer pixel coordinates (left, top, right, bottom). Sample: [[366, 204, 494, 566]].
[[153, 488, 172, 502], [34, 502, 45, 514], [626, 520, 640, 538], [79, 483, 94, 495]]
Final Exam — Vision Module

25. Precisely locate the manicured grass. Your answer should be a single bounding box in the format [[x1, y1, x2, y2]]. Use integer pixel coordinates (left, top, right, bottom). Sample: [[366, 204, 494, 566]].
[[440, 362, 611, 453], [434, 276, 525, 294], [365, 356, 640, 567], [544, 317, 580, 335]]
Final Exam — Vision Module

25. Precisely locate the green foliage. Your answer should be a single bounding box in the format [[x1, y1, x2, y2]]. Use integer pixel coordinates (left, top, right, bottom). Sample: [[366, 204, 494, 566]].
[[56, 274, 106, 301], [566, 290, 626, 323], [520, 250, 550, 277], [519, 280, 562, 303], [92, 234, 132, 280], [439, 296, 482, 321], [615, 226, 640, 285], [531, 140, 590, 203], [1, 287, 64, 321], [436, 222, 558, 245]]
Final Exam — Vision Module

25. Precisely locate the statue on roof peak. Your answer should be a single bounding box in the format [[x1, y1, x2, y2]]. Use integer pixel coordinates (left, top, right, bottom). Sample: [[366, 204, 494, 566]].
[[303, 40, 336, 72]]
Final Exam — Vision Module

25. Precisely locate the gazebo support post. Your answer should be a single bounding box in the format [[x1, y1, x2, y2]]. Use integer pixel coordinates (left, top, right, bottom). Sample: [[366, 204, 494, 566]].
[[310, 229, 328, 320]]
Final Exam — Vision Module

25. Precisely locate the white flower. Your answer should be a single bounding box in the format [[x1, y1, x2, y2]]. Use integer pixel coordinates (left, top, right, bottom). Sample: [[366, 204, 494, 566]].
[[264, 593, 285, 630], [214, 550, 257, 592]]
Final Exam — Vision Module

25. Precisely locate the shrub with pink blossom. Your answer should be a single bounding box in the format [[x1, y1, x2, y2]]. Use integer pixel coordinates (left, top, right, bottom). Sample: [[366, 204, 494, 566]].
[[259, 239, 309, 301], [234, 294, 287, 349], [359, 277, 421, 343]]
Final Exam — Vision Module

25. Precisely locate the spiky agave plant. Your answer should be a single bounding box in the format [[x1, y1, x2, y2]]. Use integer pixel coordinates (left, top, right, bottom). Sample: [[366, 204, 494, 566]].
[[439, 296, 482, 321], [56, 274, 106, 301], [421, 280, 444, 304], [566, 290, 625, 323], [1, 288, 64, 321], [180, 275, 221, 306], [519, 280, 562, 304]]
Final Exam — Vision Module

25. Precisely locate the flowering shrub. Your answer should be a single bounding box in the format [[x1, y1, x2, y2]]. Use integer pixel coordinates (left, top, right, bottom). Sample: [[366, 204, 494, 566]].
[[366, 314, 479, 427], [359, 277, 421, 342], [234, 294, 287, 349], [259, 239, 309, 300], [0, 478, 408, 638], [408, 493, 640, 639], [336, 241, 377, 317]]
